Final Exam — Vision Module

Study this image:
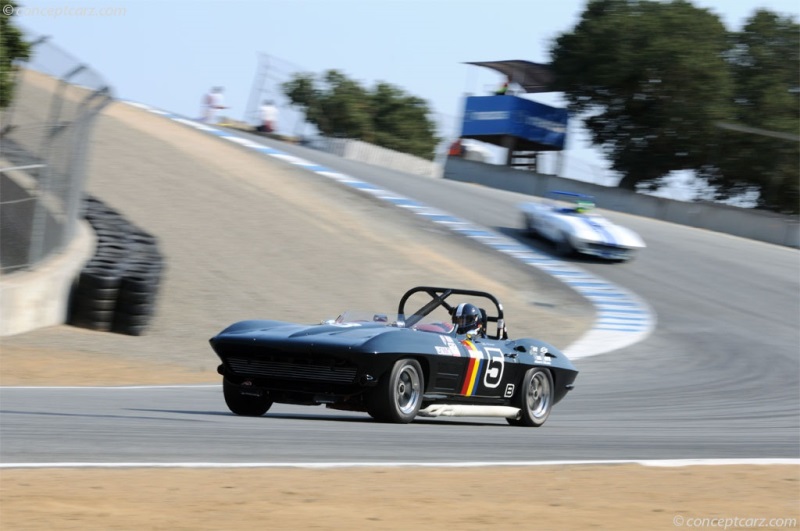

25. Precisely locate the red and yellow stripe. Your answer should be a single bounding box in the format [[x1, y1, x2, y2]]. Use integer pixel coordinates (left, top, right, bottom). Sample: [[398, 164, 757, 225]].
[[459, 340, 484, 396]]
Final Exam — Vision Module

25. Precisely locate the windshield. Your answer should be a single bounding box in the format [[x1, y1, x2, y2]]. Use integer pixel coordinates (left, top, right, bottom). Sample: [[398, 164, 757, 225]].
[[320, 287, 506, 339], [326, 310, 455, 333]]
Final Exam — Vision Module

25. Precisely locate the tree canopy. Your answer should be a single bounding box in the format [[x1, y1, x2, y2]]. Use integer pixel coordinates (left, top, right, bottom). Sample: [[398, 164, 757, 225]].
[[714, 10, 799, 213], [0, 1, 30, 108], [550, 0, 799, 214], [282, 70, 440, 161]]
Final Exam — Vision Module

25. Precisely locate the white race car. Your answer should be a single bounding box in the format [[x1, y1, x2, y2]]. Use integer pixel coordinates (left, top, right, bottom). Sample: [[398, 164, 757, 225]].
[[519, 191, 645, 262]]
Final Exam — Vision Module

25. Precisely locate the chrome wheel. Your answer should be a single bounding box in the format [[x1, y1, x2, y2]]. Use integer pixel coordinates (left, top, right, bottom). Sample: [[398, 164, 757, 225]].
[[507, 368, 553, 427], [396, 364, 422, 415], [526, 370, 552, 420], [368, 359, 424, 423]]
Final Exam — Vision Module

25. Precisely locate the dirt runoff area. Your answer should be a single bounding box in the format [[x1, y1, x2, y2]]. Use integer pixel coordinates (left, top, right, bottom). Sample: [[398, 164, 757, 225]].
[[1, 349, 798, 531]]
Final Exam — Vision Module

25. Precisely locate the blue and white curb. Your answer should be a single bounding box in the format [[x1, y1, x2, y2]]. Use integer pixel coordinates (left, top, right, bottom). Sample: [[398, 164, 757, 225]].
[[123, 101, 656, 359]]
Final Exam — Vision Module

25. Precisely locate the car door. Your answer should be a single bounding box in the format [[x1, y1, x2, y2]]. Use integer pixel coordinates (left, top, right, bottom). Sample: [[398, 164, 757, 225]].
[[453, 336, 513, 399]]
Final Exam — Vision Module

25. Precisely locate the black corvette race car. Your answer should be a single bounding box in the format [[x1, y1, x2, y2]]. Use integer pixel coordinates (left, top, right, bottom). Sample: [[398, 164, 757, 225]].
[[210, 287, 578, 427]]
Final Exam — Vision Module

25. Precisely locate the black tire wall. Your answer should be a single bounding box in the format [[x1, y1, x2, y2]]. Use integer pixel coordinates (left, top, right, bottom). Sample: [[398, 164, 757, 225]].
[[67, 195, 165, 336]]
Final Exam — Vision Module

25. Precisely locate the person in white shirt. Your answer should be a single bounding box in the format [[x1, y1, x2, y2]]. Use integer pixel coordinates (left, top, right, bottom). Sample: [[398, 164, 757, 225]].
[[202, 87, 227, 123], [257, 100, 278, 133]]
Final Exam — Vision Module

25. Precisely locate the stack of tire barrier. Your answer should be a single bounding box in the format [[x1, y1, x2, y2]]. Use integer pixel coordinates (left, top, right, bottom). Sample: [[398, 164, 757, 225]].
[[68, 196, 165, 336]]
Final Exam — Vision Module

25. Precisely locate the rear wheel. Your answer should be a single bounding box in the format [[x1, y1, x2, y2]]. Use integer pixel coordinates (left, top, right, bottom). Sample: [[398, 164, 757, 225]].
[[368, 359, 423, 423], [507, 368, 553, 427], [223, 378, 272, 416]]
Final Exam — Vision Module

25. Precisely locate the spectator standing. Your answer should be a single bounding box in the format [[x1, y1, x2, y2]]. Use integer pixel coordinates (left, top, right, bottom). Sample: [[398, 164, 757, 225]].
[[494, 76, 510, 95], [494, 76, 524, 96], [448, 138, 465, 157], [257, 100, 278, 133], [202, 86, 227, 123]]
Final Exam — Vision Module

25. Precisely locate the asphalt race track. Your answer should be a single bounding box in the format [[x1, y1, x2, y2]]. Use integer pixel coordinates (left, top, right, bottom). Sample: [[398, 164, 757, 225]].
[[1, 112, 798, 465]]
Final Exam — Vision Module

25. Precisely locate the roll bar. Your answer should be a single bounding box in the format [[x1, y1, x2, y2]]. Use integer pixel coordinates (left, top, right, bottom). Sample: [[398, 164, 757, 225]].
[[397, 286, 507, 340]]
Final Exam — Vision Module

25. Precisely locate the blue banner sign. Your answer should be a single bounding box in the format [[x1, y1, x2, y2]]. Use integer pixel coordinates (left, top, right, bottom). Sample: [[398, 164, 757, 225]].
[[460, 95, 568, 150]]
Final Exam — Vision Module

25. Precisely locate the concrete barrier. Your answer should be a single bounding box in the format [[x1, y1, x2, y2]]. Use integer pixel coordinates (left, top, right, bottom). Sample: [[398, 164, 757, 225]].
[[316, 138, 443, 178], [0, 220, 95, 336], [443, 158, 799, 248]]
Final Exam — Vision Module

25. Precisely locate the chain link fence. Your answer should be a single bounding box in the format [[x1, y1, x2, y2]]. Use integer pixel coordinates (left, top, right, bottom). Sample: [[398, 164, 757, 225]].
[[0, 31, 112, 273]]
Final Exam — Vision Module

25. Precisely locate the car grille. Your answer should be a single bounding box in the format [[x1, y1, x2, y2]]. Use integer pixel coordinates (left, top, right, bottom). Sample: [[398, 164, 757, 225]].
[[586, 242, 630, 257], [587, 242, 627, 252], [225, 356, 357, 384]]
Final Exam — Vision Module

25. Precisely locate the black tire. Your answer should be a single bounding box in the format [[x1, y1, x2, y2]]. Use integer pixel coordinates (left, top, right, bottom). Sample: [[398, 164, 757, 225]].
[[94, 230, 128, 242], [69, 307, 115, 323], [223, 378, 272, 416], [555, 233, 575, 257], [522, 213, 539, 238], [113, 311, 152, 326], [73, 296, 118, 312], [78, 268, 122, 290], [86, 257, 124, 269], [77, 286, 119, 302], [125, 259, 162, 272], [68, 309, 114, 332], [129, 233, 158, 246], [507, 368, 554, 427], [111, 320, 150, 336], [123, 270, 162, 286], [98, 243, 129, 254], [120, 274, 159, 294], [117, 289, 154, 305], [367, 359, 423, 423], [115, 300, 155, 315]]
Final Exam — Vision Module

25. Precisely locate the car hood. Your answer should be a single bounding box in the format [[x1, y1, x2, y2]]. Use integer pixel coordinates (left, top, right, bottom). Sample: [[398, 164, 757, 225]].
[[560, 215, 645, 248], [216, 320, 390, 340], [210, 319, 426, 355]]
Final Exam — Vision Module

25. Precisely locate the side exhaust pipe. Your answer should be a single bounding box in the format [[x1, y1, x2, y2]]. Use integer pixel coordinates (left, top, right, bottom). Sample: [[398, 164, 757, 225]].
[[418, 404, 521, 419]]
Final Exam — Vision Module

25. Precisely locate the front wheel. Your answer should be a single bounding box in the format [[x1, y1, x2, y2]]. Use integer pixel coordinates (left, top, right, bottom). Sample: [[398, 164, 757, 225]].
[[368, 359, 423, 423], [223, 378, 273, 416], [555, 233, 575, 257], [522, 213, 539, 238], [507, 368, 553, 427]]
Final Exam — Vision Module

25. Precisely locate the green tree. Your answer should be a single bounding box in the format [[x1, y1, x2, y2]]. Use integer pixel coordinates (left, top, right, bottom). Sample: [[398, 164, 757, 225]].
[[372, 82, 438, 159], [550, 0, 733, 191], [282, 70, 439, 160], [550, 0, 799, 214], [710, 10, 799, 214], [0, 1, 31, 108]]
